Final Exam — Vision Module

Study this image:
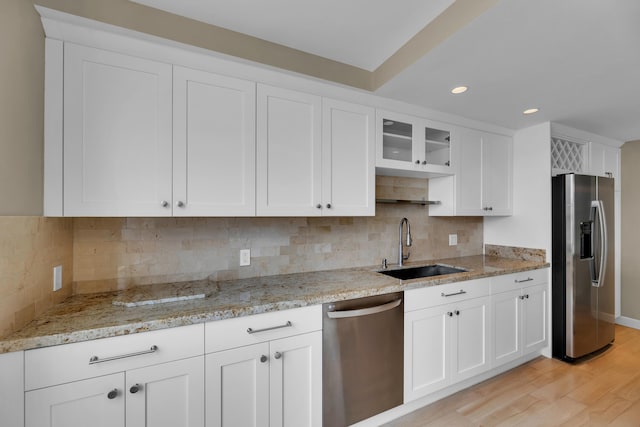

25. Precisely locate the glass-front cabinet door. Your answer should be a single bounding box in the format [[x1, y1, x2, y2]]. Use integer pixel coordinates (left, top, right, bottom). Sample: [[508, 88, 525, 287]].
[[376, 110, 454, 176], [423, 124, 451, 168], [378, 111, 416, 166]]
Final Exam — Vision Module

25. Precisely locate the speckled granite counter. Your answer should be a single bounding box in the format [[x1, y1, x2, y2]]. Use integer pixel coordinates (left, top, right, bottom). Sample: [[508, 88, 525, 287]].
[[0, 255, 548, 354]]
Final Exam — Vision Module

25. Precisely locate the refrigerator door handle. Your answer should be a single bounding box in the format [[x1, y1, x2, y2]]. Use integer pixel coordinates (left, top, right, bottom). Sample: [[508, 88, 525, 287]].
[[591, 200, 608, 287]]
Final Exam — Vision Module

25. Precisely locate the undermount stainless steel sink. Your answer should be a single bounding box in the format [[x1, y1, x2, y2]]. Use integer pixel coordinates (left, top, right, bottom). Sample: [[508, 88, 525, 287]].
[[378, 264, 467, 280]]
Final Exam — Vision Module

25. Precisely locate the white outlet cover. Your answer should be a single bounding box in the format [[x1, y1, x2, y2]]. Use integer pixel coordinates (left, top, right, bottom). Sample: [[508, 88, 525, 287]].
[[240, 249, 251, 266], [448, 234, 458, 246], [53, 265, 62, 291]]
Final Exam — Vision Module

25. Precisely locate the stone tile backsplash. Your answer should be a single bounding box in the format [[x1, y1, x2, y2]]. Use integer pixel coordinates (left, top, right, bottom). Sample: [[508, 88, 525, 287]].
[[0, 177, 484, 337], [0, 217, 73, 337], [72, 177, 483, 293]]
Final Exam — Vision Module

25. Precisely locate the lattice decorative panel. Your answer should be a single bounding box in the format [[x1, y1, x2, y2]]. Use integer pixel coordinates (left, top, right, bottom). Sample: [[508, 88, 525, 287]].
[[551, 137, 585, 172]]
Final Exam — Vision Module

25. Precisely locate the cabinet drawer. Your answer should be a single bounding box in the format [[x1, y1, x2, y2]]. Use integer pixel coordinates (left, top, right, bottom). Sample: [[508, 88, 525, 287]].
[[405, 278, 491, 312], [492, 268, 548, 294], [25, 323, 203, 391], [205, 305, 322, 353]]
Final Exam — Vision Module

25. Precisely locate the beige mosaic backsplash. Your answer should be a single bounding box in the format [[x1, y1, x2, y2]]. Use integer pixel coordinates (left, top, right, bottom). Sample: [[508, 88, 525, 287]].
[[0, 217, 73, 337], [73, 177, 483, 293]]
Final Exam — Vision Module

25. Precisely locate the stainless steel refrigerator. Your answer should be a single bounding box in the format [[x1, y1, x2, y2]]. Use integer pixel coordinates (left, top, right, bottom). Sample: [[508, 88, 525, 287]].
[[552, 174, 615, 361]]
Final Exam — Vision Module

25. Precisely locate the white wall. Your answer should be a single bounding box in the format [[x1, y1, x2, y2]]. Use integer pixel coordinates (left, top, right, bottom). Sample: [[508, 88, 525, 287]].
[[484, 122, 552, 260]]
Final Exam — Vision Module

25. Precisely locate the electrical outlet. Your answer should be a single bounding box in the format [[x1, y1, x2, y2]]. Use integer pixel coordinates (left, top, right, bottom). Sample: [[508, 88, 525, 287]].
[[240, 249, 251, 266], [448, 234, 458, 246], [53, 265, 62, 291]]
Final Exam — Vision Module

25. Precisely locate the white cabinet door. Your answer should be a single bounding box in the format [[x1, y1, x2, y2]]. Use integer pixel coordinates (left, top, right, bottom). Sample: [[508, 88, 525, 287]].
[[492, 289, 522, 366], [127, 356, 204, 427], [206, 343, 270, 427], [64, 43, 173, 216], [322, 99, 375, 216], [483, 132, 513, 215], [404, 305, 451, 402], [173, 67, 256, 216], [270, 331, 322, 427], [26, 373, 125, 427], [257, 84, 322, 216], [522, 283, 548, 354], [454, 127, 483, 215], [590, 142, 620, 191], [452, 296, 492, 382]]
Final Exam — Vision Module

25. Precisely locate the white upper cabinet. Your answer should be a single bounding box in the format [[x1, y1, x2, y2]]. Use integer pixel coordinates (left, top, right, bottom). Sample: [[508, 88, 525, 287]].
[[482, 132, 513, 215], [589, 142, 621, 191], [257, 85, 375, 216], [257, 84, 323, 216], [429, 128, 512, 216], [376, 110, 454, 178], [322, 99, 375, 216], [63, 43, 173, 216], [173, 66, 256, 216]]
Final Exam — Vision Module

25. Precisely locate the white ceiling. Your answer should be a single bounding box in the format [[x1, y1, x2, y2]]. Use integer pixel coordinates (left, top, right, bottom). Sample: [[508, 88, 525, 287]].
[[130, 0, 455, 71], [376, 0, 640, 142], [132, 0, 640, 142]]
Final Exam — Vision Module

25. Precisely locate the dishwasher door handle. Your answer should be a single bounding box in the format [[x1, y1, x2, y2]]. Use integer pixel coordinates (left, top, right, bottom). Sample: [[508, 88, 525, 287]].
[[326, 299, 402, 319]]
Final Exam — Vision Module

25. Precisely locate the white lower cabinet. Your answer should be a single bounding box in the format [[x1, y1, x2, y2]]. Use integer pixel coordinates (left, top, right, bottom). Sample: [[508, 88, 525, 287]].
[[404, 280, 492, 403], [492, 270, 548, 367], [25, 357, 204, 427], [26, 373, 125, 427], [205, 306, 322, 427], [24, 324, 205, 427]]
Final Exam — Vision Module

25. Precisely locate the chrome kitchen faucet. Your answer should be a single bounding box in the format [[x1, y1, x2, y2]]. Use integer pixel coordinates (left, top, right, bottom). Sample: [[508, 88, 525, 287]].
[[398, 217, 412, 266]]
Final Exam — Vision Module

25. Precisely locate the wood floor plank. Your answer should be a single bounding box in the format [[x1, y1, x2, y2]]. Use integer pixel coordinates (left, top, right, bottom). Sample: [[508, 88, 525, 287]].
[[383, 325, 640, 427]]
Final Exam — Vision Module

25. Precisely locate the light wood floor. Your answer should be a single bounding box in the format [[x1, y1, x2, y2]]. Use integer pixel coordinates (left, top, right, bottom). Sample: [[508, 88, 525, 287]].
[[385, 325, 640, 426]]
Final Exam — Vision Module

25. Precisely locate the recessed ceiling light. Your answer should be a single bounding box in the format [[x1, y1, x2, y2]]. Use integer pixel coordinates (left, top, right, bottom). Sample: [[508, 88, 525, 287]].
[[383, 120, 395, 126], [451, 86, 468, 94], [523, 108, 539, 115]]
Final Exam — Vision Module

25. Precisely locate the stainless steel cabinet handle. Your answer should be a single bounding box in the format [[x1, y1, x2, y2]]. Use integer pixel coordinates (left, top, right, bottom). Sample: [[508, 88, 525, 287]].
[[107, 389, 118, 400], [176, 201, 185, 208], [274, 352, 282, 360], [161, 200, 169, 208], [89, 345, 158, 365], [326, 299, 401, 319], [514, 278, 533, 283], [247, 321, 292, 334], [441, 290, 466, 297], [129, 384, 141, 394], [260, 355, 268, 363]]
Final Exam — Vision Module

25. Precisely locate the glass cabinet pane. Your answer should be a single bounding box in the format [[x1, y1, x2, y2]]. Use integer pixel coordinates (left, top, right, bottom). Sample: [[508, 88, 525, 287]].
[[382, 119, 413, 163], [424, 126, 451, 167]]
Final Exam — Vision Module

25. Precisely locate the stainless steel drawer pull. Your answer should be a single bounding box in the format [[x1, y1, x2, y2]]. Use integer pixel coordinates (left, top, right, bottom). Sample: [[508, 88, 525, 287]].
[[514, 278, 534, 283], [247, 321, 292, 334], [326, 299, 402, 319], [441, 290, 466, 297], [89, 345, 158, 365]]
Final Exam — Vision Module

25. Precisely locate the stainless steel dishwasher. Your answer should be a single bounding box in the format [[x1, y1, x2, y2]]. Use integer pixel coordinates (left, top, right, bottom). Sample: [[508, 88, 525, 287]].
[[323, 292, 403, 427]]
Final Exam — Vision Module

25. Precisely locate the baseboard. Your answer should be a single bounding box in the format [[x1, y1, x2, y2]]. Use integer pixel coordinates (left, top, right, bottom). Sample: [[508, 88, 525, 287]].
[[616, 316, 640, 330]]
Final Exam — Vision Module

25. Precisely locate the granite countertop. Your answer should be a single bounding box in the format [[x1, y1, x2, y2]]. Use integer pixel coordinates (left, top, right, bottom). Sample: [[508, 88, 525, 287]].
[[0, 255, 548, 354]]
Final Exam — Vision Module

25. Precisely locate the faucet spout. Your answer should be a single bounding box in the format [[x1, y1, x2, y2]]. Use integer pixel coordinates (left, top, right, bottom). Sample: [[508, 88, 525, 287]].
[[398, 217, 412, 266]]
